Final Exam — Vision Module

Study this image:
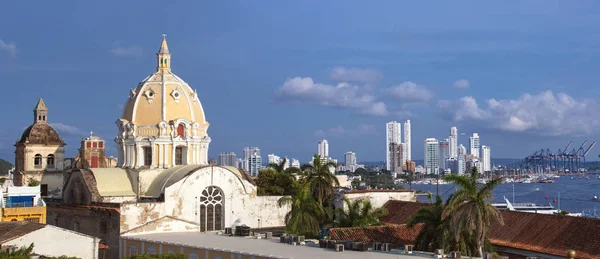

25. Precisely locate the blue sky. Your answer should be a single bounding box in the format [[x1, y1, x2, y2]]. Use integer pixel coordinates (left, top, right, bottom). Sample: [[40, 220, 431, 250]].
[[1, 1, 600, 163]]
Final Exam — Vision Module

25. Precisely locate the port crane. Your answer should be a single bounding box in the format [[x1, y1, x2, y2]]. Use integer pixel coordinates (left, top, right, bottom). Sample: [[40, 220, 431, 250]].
[[520, 140, 596, 173]]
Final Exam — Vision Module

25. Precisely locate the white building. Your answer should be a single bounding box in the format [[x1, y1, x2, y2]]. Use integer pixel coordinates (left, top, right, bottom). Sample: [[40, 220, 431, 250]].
[[218, 152, 237, 167], [449, 127, 458, 159], [481, 145, 491, 172], [318, 139, 329, 158], [267, 154, 281, 164], [458, 144, 467, 156], [0, 221, 101, 259], [424, 138, 440, 175], [344, 152, 357, 172], [404, 120, 411, 161], [290, 158, 300, 168], [386, 121, 401, 171], [243, 147, 262, 176], [469, 133, 480, 158]]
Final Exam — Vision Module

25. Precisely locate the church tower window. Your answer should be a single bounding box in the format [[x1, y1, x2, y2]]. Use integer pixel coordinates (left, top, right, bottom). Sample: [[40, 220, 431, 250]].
[[143, 147, 152, 166], [177, 124, 185, 138], [175, 147, 184, 165], [34, 154, 42, 169], [47, 154, 55, 168], [199, 186, 224, 232]]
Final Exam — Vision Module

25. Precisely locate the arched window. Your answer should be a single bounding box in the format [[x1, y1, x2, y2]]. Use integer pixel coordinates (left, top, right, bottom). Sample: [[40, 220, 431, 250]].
[[175, 147, 184, 165], [146, 246, 156, 254], [188, 252, 199, 259], [199, 186, 224, 232], [47, 154, 55, 168], [177, 124, 185, 138], [129, 245, 138, 256], [34, 154, 42, 169]]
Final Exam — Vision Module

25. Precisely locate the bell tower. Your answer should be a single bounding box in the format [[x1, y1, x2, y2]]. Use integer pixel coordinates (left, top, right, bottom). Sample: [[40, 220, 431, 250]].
[[34, 98, 48, 124], [157, 34, 171, 73]]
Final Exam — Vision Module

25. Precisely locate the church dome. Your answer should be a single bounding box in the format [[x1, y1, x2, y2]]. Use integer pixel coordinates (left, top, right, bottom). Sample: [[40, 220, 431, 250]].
[[19, 123, 64, 145], [17, 98, 64, 146], [120, 37, 209, 130]]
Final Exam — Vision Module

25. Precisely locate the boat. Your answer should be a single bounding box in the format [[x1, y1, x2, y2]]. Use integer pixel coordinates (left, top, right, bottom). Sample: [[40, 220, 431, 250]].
[[492, 196, 558, 214], [593, 195, 600, 202], [534, 187, 540, 191]]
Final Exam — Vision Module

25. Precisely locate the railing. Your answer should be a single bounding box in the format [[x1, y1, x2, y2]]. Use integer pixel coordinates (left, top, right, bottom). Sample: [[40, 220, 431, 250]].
[[5, 201, 35, 208]]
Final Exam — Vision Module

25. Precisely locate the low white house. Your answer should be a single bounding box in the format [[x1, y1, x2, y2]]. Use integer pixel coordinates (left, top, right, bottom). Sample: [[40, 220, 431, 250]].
[[0, 221, 102, 259]]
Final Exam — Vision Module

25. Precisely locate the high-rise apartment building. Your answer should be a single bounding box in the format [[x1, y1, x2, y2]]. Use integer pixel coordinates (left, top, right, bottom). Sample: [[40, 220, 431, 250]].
[[318, 140, 329, 159], [404, 120, 411, 161], [449, 127, 458, 159], [290, 158, 300, 168], [481, 145, 491, 172], [389, 143, 403, 174], [386, 121, 402, 171], [243, 147, 262, 176], [345, 152, 356, 166], [424, 138, 440, 175], [439, 139, 450, 170], [458, 144, 467, 156], [267, 154, 281, 165], [469, 133, 480, 158], [218, 152, 237, 167]]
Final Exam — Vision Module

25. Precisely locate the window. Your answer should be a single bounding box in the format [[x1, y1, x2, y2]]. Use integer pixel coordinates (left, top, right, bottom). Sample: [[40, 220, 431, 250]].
[[143, 147, 152, 166], [92, 142, 97, 148], [34, 154, 42, 169], [175, 147, 184, 165], [188, 252, 199, 259], [177, 124, 185, 138], [199, 186, 224, 232], [129, 245, 138, 256], [47, 154, 55, 168], [86, 142, 91, 148], [147, 246, 156, 255], [99, 142, 103, 148]]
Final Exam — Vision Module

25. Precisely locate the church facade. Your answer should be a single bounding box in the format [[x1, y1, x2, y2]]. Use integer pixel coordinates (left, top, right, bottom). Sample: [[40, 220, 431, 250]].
[[42, 37, 289, 258]]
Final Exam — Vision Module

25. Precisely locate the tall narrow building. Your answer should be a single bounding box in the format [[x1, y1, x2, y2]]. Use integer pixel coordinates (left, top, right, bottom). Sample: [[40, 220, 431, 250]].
[[424, 138, 440, 175], [439, 138, 450, 170], [449, 127, 458, 159], [481, 145, 491, 172], [469, 133, 480, 158], [218, 152, 237, 167], [243, 147, 262, 176], [403, 120, 411, 161], [386, 121, 401, 171], [317, 139, 329, 159]]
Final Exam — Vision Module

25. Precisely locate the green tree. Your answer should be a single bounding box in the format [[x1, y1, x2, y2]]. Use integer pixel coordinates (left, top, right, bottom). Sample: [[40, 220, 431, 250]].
[[301, 154, 339, 205], [444, 167, 504, 257], [267, 158, 301, 195], [277, 183, 323, 238], [0, 243, 78, 259], [28, 179, 40, 187], [336, 197, 388, 227], [255, 169, 284, 195], [407, 195, 446, 252]]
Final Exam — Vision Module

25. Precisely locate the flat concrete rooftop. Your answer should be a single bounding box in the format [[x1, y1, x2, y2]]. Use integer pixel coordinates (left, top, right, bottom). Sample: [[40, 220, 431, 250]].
[[123, 232, 431, 259]]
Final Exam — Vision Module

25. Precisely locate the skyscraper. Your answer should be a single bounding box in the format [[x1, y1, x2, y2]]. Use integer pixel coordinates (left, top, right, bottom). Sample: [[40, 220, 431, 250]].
[[318, 139, 329, 158], [389, 143, 403, 174], [243, 147, 262, 176], [424, 138, 440, 175], [345, 152, 357, 167], [439, 139, 450, 170], [449, 127, 458, 159], [458, 144, 467, 156], [404, 120, 411, 161], [218, 152, 237, 167], [469, 133, 480, 158], [481, 145, 491, 172], [386, 121, 402, 171]]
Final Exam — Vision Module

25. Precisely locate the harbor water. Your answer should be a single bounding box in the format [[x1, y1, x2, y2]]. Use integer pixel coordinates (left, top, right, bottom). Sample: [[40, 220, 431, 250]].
[[405, 176, 600, 214]]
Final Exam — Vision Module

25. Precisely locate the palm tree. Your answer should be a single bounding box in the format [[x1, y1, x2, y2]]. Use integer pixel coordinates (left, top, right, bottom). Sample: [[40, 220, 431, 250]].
[[278, 183, 323, 237], [336, 197, 388, 227], [301, 154, 339, 205], [407, 195, 446, 251], [266, 158, 302, 195], [444, 167, 504, 257]]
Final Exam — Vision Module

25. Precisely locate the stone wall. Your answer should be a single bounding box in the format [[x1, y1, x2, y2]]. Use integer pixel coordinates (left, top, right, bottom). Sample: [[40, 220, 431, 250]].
[[120, 202, 166, 233], [47, 205, 121, 259], [334, 190, 417, 211]]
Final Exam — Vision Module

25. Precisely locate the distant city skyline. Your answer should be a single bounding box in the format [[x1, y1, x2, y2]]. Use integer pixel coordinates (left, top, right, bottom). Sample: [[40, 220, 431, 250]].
[[2, 1, 600, 163]]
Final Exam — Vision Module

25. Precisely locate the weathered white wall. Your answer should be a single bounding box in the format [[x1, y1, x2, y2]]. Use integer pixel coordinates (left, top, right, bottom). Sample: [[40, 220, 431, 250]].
[[335, 191, 416, 210], [4, 225, 99, 259], [121, 216, 200, 236], [164, 166, 289, 229], [120, 202, 166, 232], [41, 172, 63, 198]]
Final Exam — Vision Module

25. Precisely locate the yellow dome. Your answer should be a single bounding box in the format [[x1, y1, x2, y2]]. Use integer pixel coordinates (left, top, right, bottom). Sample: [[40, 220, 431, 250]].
[[120, 37, 209, 132]]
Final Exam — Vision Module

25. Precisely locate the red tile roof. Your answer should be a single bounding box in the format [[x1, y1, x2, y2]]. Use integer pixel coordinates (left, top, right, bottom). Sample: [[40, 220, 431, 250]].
[[345, 190, 415, 194], [379, 200, 430, 225], [379, 200, 600, 258], [329, 224, 423, 247]]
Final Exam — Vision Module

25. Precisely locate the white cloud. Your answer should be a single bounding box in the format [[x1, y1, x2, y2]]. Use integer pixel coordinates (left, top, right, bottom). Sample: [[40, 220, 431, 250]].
[[437, 91, 600, 136], [330, 67, 382, 84], [315, 124, 377, 138], [110, 42, 143, 57], [51, 123, 86, 136], [453, 79, 470, 89], [386, 81, 433, 102], [0, 38, 17, 57], [275, 77, 388, 116]]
